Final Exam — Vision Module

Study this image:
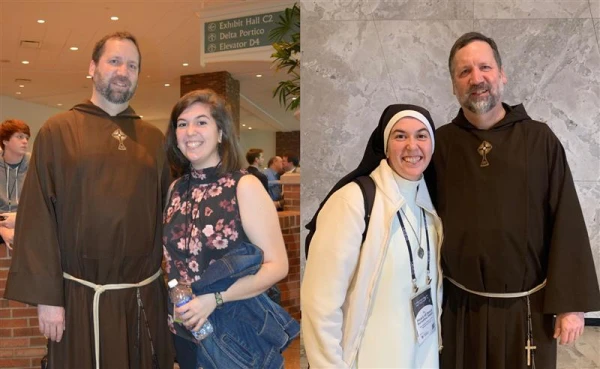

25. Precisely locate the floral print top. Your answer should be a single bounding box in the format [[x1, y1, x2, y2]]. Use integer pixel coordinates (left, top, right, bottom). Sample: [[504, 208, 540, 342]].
[[163, 165, 248, 339]]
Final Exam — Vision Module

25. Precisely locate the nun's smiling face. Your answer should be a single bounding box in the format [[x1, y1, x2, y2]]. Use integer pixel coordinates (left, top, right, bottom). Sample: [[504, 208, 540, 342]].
[[386, 117, 433, 181]]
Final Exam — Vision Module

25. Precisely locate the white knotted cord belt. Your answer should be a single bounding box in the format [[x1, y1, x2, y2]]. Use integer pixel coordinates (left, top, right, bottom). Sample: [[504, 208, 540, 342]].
[[63, 269, 162, 369], [445, 276, 546, 298], [446, 276, 547, 368]]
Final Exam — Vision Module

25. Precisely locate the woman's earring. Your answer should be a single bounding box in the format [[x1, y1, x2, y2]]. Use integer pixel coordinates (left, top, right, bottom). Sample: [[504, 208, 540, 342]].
[[218, 132, 223, 144]]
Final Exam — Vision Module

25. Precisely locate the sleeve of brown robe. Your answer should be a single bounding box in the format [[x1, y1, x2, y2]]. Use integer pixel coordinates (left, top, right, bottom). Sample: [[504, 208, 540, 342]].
[[542, 131, 600, 314], [5, 123, 64, 307]]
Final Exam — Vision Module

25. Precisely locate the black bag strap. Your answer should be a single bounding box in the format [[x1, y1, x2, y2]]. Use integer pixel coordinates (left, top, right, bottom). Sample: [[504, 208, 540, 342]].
[[353, 176, 376, 245], [304, 176, 376, 258]]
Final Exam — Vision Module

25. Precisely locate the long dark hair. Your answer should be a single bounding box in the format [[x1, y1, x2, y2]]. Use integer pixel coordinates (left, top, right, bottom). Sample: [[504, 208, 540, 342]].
[[165, 89, 243, 178]]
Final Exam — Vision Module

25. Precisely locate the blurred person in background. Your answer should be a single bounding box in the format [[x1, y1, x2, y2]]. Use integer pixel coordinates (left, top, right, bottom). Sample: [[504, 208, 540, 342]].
[[0, 118, 30, 249]]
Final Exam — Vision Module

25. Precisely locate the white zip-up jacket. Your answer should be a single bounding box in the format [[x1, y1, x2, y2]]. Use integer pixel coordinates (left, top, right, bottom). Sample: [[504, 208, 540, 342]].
[[301, 159, 443, 368]]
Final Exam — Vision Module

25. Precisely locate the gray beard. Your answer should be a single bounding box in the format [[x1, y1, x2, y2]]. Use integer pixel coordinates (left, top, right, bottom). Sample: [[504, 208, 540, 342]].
[[463, 82, 504, 115], [94, 75, 137, 104], [465, 95, 496, 114]]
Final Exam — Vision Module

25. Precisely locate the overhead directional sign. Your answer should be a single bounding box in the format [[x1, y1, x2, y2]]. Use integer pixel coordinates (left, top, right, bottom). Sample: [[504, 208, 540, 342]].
[[204, 11, 285, 54]]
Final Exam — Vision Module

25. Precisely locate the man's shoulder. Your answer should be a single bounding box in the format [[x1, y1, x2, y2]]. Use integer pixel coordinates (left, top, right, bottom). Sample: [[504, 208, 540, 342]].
[[135, 118, 165, 137], [45, 109, 79, 126], [36, 110, 83, 135], [263, 167, 274, 177], [434, 122, 460, 138], [256, 169, 268, 179]]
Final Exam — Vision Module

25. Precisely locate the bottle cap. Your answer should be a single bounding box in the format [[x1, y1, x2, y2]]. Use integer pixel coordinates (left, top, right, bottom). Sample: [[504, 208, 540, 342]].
[[168, 279, 178, 288]]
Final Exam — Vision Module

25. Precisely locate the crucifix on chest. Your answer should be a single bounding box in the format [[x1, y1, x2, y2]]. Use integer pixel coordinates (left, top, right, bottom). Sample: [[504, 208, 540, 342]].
[[477, 140, 492, 167], [112, 129, 128, 150]]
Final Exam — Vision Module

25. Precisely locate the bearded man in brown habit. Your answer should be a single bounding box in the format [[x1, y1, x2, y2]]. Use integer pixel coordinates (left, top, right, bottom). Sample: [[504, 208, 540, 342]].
[[428, 31, 600, 369], [5, 32, 173, 369]]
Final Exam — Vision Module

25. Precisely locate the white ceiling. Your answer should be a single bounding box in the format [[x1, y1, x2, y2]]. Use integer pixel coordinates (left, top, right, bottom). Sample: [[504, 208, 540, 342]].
[[0, 0, 298, 132]]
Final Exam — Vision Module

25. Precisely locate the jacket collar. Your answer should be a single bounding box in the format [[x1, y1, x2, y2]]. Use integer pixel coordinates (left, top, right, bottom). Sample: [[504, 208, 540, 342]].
[[370, 159, 437, 215]]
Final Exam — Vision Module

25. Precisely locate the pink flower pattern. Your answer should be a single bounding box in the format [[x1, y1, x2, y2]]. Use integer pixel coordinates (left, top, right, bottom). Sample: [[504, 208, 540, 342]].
[[163, 167, 248, 336]]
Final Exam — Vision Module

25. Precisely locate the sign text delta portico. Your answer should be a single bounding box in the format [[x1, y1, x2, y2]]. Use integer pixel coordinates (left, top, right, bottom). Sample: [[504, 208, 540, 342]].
[[204, 11, 285, 54]]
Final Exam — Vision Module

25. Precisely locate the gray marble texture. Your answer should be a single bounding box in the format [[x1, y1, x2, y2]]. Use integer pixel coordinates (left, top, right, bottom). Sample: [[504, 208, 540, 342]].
[[592, 1, 600, 18], [474, 0, 594, 19], [300, 0, 600, 314], [576, 181, 600, 318]]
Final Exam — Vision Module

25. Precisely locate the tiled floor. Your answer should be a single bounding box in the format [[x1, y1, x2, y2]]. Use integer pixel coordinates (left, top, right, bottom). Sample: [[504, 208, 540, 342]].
[[172, 336, 302, 369], [297, 326, 600, 369], [283, 336, 302, 369], [173, 327, 598, 368], [557, 326, 600, 369]]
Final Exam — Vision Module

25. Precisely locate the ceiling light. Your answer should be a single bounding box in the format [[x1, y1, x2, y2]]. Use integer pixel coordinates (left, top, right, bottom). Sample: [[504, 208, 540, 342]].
[[22, 60, 30, 64], [110, 16, 119, 21], [19, 85, 24, 88], [16, 92, 21, 95], [242, 124, 246, 127], [292, 97, 297, 100], [139, 115, 144, 118], [86, 75, 92, 79], [182, 63, 189, 67], [70, 46, 79, 51], [57, 103, 63, 106], [248, 127, 253, 130], [37, 20, 45, 24], [164, 83, 170, 87], [256, 74, 262, 78]]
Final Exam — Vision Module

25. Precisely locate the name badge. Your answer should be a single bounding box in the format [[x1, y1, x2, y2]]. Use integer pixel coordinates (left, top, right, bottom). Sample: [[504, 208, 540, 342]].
[[411, 287, 436, 345]]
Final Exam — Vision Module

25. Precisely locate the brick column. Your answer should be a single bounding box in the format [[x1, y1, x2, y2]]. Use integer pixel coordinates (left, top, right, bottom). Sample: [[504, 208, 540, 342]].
[[0, 246, 46, 369], [277, 211, 301, 321], [275, 131, 300, 159], [281, 176, 300, 212], [180, 71, 240, 135]]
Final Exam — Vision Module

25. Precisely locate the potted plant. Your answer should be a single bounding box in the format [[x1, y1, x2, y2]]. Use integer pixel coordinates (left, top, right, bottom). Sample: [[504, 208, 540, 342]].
[[269, 3, 300, 112]]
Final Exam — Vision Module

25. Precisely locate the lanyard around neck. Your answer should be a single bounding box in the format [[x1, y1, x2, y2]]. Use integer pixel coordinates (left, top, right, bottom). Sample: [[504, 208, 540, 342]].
[[4, 160, 20, 211], [396, 208, 431, 293]]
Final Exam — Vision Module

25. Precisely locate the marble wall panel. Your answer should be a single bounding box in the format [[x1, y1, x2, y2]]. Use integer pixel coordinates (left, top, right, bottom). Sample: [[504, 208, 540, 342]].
[[301, 0, 475, 21], [370, 0, 474, 20], [592, 1, 600, 18], [474, 0, 593, 19], [301, 0, 379, 21], [575, 181, 600, 318], [301, 18, 394, 235]]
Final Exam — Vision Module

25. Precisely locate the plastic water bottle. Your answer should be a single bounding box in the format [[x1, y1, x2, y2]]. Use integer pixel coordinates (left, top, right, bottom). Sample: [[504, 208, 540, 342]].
[[168, 279, 214, 340]]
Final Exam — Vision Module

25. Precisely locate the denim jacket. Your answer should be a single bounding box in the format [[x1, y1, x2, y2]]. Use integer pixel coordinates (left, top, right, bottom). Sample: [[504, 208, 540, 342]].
[[190, 242, 300, 369]]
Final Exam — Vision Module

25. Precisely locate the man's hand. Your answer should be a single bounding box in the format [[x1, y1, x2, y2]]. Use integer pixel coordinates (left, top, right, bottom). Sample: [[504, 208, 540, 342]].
[[554, 312, 585, 345], [0, 226, 14, 246], [38, 305, 65, 342], [0, 212, 17, 228]]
